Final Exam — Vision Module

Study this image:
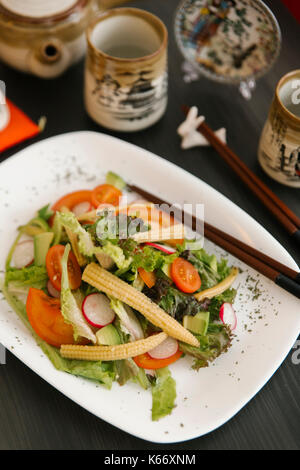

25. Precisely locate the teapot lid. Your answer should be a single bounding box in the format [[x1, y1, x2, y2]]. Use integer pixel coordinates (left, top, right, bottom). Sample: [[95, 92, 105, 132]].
[[0, 0, 84, 20]]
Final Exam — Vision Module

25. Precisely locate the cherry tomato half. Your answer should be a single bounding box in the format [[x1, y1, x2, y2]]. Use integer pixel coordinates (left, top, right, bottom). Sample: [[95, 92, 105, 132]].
[[170, 257, 201, 293], [91, 184, 122, 208], [49, 190, 93, 225], [46, 244, 81, 291], [133, 350, 183, 370]]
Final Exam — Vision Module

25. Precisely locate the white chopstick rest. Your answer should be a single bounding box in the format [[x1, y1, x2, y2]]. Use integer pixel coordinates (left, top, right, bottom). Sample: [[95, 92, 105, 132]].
[[177, 106, 226, 149]]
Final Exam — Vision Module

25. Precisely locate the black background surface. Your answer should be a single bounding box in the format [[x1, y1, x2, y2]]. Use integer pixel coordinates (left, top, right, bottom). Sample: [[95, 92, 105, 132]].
[[0, 0, 299, 450]]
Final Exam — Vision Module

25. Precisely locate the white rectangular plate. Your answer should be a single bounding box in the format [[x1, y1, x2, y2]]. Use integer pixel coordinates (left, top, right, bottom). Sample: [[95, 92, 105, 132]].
[[0, 131, 299, 443]]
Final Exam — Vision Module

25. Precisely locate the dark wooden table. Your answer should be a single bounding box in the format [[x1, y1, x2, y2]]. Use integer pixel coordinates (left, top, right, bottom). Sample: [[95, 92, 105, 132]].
[[0, 0, 299, 450]]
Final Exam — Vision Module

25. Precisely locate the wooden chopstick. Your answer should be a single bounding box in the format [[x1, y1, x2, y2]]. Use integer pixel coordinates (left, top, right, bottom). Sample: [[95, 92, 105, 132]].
[[182, 105, 300, 244], [128, 184, 300, 299], [205, 221, 300, 283]]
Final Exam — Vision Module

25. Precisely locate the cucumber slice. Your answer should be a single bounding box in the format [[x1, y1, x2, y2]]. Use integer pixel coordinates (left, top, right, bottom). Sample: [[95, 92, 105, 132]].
[[52, 213, 63, 245], [20, 217, 50, 236], [34, 232, 54, 267], [96, 324, 121, 346], [183, 312, 210, 335]]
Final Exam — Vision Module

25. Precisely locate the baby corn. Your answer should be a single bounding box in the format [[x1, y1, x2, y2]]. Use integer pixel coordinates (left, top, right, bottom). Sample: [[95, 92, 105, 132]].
[[82, 263, 199, 347], [60, 332, 167, 361], [194, 267, 239, 301], [133, 225, 185, 243]]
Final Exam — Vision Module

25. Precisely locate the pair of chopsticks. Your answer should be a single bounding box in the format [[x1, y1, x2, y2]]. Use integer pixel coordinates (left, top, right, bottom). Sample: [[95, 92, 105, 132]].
[[128, 184, 300, 300], [182, 105, 300, 246]]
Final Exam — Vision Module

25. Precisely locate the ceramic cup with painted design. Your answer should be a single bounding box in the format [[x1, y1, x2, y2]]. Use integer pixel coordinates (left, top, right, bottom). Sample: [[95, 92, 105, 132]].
[[85, 8, 168, 132], [258, 70, 300, 188]]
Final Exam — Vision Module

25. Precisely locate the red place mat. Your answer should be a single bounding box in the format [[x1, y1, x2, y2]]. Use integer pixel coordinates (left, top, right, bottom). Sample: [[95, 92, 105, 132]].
[[0, 99, 40, 153]]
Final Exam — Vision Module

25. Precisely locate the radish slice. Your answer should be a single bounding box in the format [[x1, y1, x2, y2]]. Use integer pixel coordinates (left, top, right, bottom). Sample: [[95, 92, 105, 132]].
[[13, 240, 34, 269], [82, 293, 115, 328], [47, 280, 60, 299], [144, 242, 176, 255], [148, 336, 178, 359], [72, 201, 92, 217], [219, 303, 237, 331]]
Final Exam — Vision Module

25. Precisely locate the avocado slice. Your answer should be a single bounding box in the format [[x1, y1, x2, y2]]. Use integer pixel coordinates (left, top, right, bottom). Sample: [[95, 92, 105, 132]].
[[96, 324, 121, 346], [208, 255, 218, 273], [161, 262, 172, 278], [34, 232, 54, 267], [106, 171, 126, 190], [183, 312, 210, 335]]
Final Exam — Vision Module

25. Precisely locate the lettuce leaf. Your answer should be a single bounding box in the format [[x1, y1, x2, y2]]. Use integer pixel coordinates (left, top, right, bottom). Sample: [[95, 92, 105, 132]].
[[1, 284, 114, 388], [143, 277, 206, 322], [151, 367, 176, 421], [56, 212, 95, 256], [182, 249, 230, 290], [110, 298, 144, 341], [37, 204, 54, 222], [114, 358, 139, 386], [5, 266, 48, 294], [179, 323, 232, 369], [132, 245, 177, 272], [60, 244, 96, 343], [56, 212, 132, 270], [101, 242, 132, 270]]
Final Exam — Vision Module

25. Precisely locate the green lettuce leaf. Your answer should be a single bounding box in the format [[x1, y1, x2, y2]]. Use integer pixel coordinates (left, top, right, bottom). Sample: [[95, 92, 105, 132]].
[[132, 245, 177, 272], [143, 277, 206, 322], [37, 204, 54, 222], [179, 323, 232, 369], [101, 242, 132, 270], [57, 211, 132, 270], [151, 367, 176, 421], [114, 358, 139, 386], [5, 266, 48, 294], [110, 298, 144, 341], [56, 212, 95, 256], [0, 284, 114, 388], [60, 244, 96, 343], [182, 249, 230, 290]]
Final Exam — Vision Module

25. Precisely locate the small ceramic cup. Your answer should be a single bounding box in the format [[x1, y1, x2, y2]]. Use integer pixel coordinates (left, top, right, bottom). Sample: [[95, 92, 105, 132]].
[[85, 7, 168, 132], [258, 70, 300, 188]]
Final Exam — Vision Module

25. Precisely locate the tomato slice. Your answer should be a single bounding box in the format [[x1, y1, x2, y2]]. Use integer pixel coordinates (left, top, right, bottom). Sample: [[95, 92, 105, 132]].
[[138, 267, 156, 289], [26, 288, 76, 347], [133, 349, 183, 370], [171, 257, 201, 293], [49, 190, 93, 225], [46, 244, 81, 291], [91, 184, 122, 208]]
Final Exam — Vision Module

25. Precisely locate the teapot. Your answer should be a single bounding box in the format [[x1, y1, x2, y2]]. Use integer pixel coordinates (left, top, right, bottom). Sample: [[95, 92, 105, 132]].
[[0, 0, 131, 78]]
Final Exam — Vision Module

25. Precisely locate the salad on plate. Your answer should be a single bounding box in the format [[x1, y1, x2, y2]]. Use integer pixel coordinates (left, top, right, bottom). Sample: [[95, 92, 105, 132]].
[[1, 171, 239, 421]]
